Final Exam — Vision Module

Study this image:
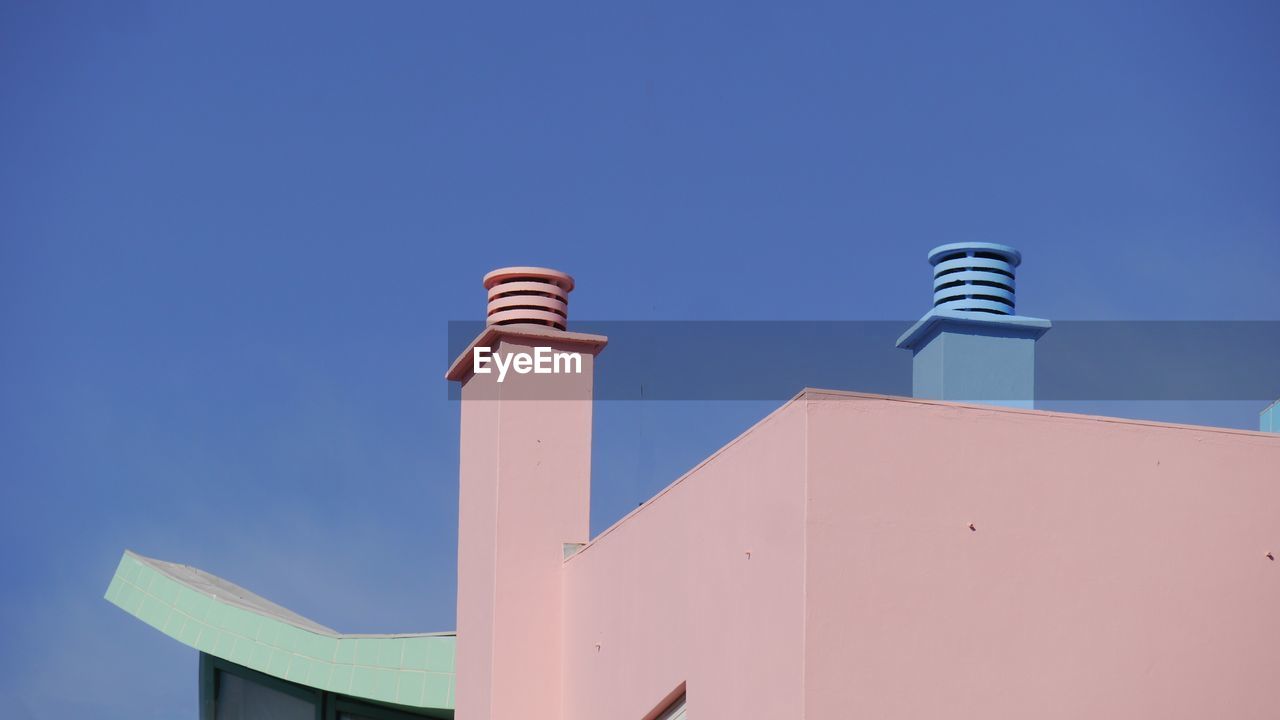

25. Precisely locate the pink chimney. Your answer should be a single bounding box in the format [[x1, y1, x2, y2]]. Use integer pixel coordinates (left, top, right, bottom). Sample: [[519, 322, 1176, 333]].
[[445, 267, 607, 720]]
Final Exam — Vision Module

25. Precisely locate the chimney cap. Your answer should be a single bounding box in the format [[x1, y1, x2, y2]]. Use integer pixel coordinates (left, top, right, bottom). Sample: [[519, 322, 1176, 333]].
[[927, 242, 1022, 268], [483, 266, 576, 331], [482, 266, 575, 293]]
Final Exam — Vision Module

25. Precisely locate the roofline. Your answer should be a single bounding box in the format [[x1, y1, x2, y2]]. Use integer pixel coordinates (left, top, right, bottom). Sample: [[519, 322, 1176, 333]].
[[800, 388, 1280, 439], [567, 388, 1280, 565], [104, 551, 457, 710], [565, 387, 813, 562]]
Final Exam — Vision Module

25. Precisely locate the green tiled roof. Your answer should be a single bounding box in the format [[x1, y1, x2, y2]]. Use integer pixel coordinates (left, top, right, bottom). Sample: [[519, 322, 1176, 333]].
[[105, 550, 456, 710]]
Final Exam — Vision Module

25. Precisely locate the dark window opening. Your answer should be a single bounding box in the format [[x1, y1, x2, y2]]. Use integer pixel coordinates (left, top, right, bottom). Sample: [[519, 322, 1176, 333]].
[[200, 654, 449, 720], [972, 251, 1010, 262], [936, 265, 1014, 279]]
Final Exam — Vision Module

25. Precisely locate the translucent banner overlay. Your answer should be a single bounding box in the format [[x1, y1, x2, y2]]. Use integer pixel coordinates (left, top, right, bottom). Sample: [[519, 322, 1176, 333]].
[[446, 321, 1280, 402]]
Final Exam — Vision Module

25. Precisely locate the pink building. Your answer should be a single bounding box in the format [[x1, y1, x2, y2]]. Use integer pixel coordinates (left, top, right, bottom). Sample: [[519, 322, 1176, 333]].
[[108, 254, 1280, 720]]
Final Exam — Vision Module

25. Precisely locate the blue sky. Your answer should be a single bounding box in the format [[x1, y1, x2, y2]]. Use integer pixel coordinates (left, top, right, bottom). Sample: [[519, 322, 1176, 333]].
[[1, 2, 1277, 717]]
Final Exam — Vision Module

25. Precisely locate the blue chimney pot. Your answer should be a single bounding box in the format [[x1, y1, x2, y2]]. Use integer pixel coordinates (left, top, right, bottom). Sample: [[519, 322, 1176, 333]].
[[897, 242, 1051, 408]]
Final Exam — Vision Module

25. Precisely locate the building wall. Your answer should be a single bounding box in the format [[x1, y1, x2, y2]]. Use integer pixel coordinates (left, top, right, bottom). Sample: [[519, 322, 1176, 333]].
[[804, 392, 1280, 719], [556, 391, 1279, 719], [562, 401, 809, 720]]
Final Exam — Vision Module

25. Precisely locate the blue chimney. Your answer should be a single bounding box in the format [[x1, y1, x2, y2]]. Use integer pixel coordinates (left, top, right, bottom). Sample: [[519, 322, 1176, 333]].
[[896, 242, 1051, 408]]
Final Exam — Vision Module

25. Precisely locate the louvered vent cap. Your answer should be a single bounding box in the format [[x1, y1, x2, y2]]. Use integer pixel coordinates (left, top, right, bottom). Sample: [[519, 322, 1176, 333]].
[[482, 266, 575, 331], [927, 243, 1021, 315]]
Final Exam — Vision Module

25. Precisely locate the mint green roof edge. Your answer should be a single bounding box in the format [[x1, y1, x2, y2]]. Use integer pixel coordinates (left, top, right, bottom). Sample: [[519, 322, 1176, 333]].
[[104, 550, 456, 710], [1262, 398, 1279, 433]]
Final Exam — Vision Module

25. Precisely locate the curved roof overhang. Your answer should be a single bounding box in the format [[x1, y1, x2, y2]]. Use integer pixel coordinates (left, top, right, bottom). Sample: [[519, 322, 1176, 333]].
[[104, 550, 455, 711]]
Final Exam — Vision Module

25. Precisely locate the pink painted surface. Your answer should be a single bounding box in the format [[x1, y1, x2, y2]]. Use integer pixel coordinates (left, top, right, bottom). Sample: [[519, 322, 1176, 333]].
[[482, 267, 575, 330], [803, 391, 1280, 719], [563, 400, 809, 720], [556, 391, 1280, 719], [453, 327, 605, 720]]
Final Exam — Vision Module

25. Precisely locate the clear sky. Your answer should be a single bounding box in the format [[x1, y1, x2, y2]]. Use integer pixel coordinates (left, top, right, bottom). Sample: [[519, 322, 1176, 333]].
[[2, 2, 1277, 718]]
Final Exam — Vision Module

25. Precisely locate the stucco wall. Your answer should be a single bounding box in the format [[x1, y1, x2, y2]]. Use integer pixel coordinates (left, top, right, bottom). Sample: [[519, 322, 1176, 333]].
[[558, 391, 1279, 719], [456, 333, 601, 720], [805, 392, 1280, 719], [562, 401, 809, 720]]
